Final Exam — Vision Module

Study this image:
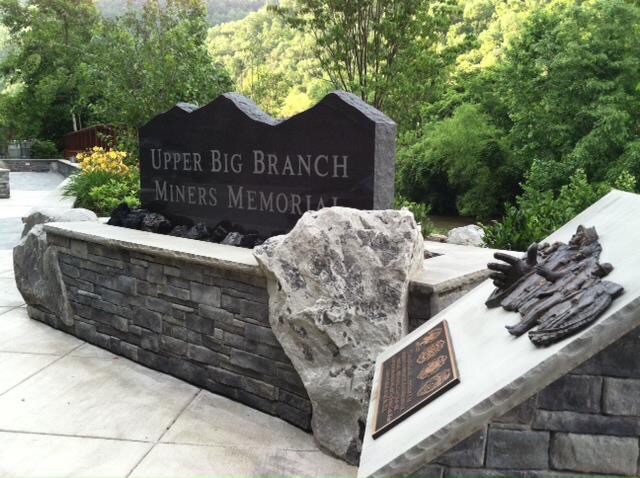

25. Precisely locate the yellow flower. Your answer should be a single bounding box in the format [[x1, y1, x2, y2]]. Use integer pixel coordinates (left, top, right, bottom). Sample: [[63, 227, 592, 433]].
[[76, 147, 130, 176]]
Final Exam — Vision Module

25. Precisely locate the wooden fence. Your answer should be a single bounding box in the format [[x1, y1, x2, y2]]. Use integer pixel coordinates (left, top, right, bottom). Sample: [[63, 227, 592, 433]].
[[63, 125, 116, 159]]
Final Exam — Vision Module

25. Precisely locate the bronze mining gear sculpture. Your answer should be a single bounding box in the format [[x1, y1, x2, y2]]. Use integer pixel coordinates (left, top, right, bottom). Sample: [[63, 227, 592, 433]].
[[485, 225, 624, 346]]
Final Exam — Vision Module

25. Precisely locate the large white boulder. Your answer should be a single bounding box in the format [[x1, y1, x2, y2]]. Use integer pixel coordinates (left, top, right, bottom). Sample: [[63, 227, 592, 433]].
[[254, 207, 424, 464], [447, 224, 485, 246]]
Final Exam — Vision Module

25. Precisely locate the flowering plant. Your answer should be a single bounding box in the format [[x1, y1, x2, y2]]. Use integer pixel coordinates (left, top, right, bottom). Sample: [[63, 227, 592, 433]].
[[76, 147, 129, 175]]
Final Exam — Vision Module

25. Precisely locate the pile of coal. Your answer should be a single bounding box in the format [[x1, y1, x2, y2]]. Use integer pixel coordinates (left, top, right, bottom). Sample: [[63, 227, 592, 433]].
[[107, 203, 265, 249]]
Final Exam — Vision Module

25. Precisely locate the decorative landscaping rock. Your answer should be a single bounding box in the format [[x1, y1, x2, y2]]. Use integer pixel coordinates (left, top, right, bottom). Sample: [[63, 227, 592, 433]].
[[209, 220, 231, 242], [185, 223, 210, 240], [169, 224, 190, 236], [447, 224, 484, 246], [425, 233, 447, 243], [106, 203, 132, 226], [140, 212, 172, 234], [254, 207, 424, 464], [106, 203, 263, 249], [21, 207, 97, 237], [14, 207, 98, 326], [221, 232, 243, 246]]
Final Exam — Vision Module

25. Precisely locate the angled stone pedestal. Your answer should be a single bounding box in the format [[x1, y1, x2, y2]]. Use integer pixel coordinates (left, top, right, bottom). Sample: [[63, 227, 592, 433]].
[[359, 190, 640, 477]]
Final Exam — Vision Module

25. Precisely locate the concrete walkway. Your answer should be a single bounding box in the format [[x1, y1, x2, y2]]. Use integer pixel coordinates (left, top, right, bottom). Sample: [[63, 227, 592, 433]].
[[0, 171, 73, 249], [0, 173, 356, 477]]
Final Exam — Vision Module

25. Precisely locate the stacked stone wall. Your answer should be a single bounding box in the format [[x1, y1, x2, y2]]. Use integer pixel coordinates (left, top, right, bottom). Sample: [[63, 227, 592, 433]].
[[0, 159, 80, 177], [30, 231, 312, 430], [414, 330, 640, 477], [2, 159, 52, 172], [24, 224, 639, 474], [50, 159, 81, 177], [0, 168, 9, 198]]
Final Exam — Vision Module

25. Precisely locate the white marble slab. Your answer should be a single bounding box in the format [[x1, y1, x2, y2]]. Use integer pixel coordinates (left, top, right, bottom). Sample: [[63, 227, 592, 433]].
[[359, 190, 640, 477]]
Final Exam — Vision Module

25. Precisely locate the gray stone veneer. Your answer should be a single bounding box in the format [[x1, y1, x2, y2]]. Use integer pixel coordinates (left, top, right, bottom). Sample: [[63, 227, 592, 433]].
[[30, 229, 312, 430], [27, 222, 637, 476], [25, 224, 486, 436], [415, 330, 640, 477], [1, 159, 80, 177], [0, 168, 9, 198]]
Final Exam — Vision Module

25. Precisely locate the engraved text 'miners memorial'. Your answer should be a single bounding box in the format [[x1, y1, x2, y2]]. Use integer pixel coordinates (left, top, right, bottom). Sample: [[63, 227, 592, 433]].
[[139, 91, 396, 237]]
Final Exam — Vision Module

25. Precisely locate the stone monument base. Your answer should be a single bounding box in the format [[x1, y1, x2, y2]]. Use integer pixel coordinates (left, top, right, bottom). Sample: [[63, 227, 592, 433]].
[[14, 221, 496, 437], [360, 191, 640, 477], [416, 332, 640, 477]]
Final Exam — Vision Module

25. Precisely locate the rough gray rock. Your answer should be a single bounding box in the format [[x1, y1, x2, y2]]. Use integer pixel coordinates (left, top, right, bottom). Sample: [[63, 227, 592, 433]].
[[603, 378, 640, 416], [21, 207, 97, 237], [254, 207, 424, 464], [13, 224, 74, 326], [537, 375, 602, 413], [550, 433, 639, 475], [14, 208, 98, 326], [446, 224, 484, 246], [485, 428, 549, 470], [434, 428, 487, 467]]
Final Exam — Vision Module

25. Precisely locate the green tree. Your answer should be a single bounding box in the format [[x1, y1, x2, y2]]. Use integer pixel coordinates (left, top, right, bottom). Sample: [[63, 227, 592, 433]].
[[81, 0, 232, 131], [399, 0, 640, 220], [0, 0, 100, 145], [397, 103, 516, 218], [493, 0, 640, 191], [483, 168, 637, 250], [208, 2, 327, 117], [282, 0, 455, 111], [95, 0, 266, 25]]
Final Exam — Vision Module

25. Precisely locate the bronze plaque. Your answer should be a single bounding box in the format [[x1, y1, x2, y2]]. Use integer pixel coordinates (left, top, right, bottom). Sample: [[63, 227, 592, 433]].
[[372, 320, 459, 438]]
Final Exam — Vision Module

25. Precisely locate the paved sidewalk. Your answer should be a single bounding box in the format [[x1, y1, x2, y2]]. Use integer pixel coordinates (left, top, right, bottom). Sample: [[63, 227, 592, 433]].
[[0, 171, 73, 249], [0, 174, 356, 477]]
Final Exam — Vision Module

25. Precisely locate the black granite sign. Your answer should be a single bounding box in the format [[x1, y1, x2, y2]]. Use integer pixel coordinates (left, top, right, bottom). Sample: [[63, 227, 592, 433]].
[[373, 320, 460, 439], [138, 91, 396, 237]]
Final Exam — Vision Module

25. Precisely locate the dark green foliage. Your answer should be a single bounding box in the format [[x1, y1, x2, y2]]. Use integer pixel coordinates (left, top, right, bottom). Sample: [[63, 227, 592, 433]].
[[395, 195, 434, 237], [396, 0, 640, 241], [81, 0, 233, 130], [492, 0, 640, 192], [64, 169, 140, 215], [0, 0, 231, 158], [0, 0, 100, 145], [95, 0, 266, 25], [30, 139, 60, 158], [397, 104, 517, 218], [482, 169, 637, 250]]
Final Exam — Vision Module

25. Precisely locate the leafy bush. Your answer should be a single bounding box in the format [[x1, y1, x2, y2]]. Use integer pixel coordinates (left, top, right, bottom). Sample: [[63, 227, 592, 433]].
[[482, 168, 636, 250], [64, 147, 139, 215], [395, 195, 434, 237], [31, 139, 60, 158], [64, 169, 140, 215], [491, 0, 640, 192], [87, 173, 140, 213], [397, 104, 518, 219]]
